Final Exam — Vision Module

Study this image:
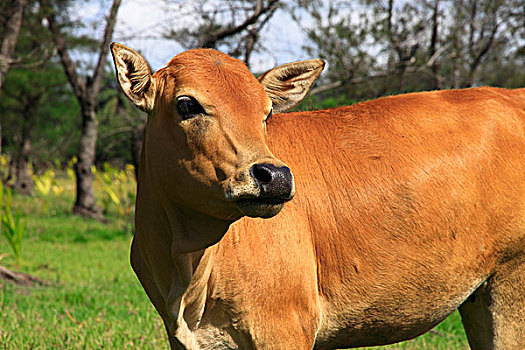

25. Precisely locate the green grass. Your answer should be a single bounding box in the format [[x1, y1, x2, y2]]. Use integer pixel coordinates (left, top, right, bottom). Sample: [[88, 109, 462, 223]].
[[0, 177, 469, 349], [1, 185, 168, 349], [360, 312, 468, 349]]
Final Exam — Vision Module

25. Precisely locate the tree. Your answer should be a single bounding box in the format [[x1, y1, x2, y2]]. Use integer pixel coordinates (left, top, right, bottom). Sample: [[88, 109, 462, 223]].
[[0, 0, 67, 193], [161, 0, 282, 68], [1, 65, 77, 193], [446, 0, 523, 88], [0, 0, 27, 156], [292, 1, 377, 96], [95, 75, 145, 171], [0, 0, 26, 90], [426, 0, 443, 89], [1, 70, 40, 195], [295, 0, 524, 101], [41, 0, 121, 219]]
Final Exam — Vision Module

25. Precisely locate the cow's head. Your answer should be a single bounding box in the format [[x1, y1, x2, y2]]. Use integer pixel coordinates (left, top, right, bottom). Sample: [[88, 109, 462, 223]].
[[111, 43, 323, 221]]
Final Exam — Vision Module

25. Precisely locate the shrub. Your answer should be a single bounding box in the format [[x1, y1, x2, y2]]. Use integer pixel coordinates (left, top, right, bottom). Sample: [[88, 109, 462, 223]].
[[0, 182, 27, 267]]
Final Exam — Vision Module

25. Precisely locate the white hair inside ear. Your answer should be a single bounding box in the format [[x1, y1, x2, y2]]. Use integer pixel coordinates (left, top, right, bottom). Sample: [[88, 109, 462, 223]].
[[110, 42, 156, 112], [257, 59, 325, 113]]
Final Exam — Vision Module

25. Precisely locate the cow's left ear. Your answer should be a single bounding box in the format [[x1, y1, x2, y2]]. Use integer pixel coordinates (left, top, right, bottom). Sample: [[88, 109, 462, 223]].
[[257, 59, 325, 113]]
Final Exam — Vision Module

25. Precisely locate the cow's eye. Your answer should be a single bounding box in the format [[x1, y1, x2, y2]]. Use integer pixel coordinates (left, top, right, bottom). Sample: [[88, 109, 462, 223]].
[[176, 96, 206, 120], [265, 109, 273, 123]]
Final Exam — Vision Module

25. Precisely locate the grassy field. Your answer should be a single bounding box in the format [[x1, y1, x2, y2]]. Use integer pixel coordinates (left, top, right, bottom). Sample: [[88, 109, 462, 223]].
[[0, 172, 469, 349]]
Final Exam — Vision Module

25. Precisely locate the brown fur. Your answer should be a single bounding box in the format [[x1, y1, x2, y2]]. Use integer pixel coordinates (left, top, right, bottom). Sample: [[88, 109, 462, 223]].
[[111, 45, 525, 349]]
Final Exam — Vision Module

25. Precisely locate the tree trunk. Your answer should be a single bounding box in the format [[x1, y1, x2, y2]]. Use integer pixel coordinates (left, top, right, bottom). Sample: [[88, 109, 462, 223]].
[[0, 0, 26, 89], [429, 0, 442, 90], [452, 61, 460, 89], [431, 62, 442, 90], [73, 105, 102, 219], [0, 0, 27, 156], [13, 132, 34, 195], [43, 0, 121, 219], [398, 64, 407, 91], [13, 96, 36, 195], [463, 69, 476, 88]]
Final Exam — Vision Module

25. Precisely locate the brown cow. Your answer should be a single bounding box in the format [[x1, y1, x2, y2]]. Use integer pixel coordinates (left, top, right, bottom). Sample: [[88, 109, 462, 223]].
[[110, 42, 525, 349]]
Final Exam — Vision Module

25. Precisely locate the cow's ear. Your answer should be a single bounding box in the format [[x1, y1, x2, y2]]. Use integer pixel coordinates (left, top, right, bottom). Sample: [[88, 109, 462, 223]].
[[257, 59, 325, 113], [111, 42, 156, 112]]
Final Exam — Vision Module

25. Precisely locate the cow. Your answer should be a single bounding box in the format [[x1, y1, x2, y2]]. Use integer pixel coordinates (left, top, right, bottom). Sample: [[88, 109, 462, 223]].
[[110, 42, 525, 350]]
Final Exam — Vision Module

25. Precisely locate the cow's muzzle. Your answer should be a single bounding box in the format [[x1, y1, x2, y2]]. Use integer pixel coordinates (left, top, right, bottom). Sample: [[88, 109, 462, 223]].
[[250, 163, 294, 201], [229, 162, 295, 219]]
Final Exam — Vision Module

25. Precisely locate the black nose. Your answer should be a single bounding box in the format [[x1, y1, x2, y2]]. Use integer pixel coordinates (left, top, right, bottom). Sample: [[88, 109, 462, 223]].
[[250, 163, 293, 200]]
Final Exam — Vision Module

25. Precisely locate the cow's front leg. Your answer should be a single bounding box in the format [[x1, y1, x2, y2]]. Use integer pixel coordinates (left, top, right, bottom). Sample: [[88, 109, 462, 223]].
[[459, 256, 525, 350]]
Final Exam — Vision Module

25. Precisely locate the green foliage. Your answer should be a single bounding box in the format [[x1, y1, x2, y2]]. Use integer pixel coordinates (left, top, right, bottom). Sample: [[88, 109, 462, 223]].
[[34, 169, 53, 197], [32, 167, 67, 214], [96, 163, 136, 233], [0, 155, 9, 182], [95, 81, 146, 166], [297, 0, 374, 85], [0, 66, 80, 167], [296, 94, 359, 111], [0, 182, 27, 268]]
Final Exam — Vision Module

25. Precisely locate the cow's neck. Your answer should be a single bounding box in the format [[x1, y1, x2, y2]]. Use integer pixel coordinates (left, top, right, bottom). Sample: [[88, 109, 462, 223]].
[[136, 171, 231, 281], [163, 207, 231, 346], [137, 156, 233, 344], [170, 205, 233, 254]]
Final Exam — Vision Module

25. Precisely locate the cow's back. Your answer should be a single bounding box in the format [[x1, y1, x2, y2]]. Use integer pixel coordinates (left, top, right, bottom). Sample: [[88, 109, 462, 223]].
[[206, 87, 525, 348]]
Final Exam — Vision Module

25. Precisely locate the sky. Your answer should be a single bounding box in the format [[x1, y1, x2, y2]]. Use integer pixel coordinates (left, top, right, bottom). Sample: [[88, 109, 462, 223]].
[[67, 0, 376, 75], [109, 0, 312, 72]]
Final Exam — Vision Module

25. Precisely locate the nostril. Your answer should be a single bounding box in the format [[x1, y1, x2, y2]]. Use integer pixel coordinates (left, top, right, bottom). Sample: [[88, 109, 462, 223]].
[[249, 163, 293, 200], [215, 167, 227, 182], [251, 164, 273, 184]]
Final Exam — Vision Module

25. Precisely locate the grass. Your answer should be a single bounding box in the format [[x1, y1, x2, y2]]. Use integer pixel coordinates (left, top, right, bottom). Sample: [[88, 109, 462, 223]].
[[361, 312, 468, 349], [0, 180, 168, 349], [0, 173, 469, 349]]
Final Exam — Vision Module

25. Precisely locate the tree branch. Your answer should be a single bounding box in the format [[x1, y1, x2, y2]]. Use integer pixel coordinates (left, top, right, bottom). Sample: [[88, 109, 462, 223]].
[[470, 15, 499, 71], [230, 4, 277, 65], [42, 0, 87, 103], [309, 59, 449, 97], [426, 42, 450, 67], [309, 72, 392, 96], [198, 0, 280, 48], [90, 0, 122, 102]]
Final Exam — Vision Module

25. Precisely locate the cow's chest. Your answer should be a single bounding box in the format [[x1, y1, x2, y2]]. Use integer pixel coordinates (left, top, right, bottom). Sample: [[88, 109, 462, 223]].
[[194, 326, 239, 350]]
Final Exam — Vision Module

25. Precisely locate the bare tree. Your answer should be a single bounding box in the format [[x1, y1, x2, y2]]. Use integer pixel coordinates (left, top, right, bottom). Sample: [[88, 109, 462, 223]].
[[447, 0, 516, 87], [294, 0, 436, 97], [42, 0, 121, 219], [377, 0, 427, 91], [163, 0, 282, 68], [296, 0, 523, 99], [291, 0, 377, 97]]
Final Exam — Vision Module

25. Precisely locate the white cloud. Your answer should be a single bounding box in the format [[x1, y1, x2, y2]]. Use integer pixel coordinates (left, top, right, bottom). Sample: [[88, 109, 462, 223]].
[[113, 0, 184, 70]]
